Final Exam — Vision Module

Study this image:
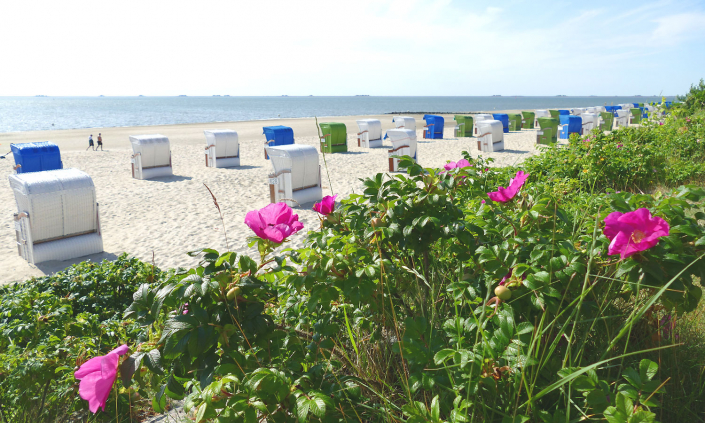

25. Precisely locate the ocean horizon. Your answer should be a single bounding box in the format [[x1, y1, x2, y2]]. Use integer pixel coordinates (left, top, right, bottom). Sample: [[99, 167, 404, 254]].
[[0, 95, 676, 133]]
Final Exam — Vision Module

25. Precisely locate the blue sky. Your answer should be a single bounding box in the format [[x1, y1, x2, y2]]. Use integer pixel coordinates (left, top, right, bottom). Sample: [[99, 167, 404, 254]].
[[0, 0, 702, 96]]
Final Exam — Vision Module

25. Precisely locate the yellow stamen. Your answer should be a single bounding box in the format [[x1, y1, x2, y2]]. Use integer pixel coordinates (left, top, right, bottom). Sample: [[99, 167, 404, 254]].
[[631, 230, 646, 244]]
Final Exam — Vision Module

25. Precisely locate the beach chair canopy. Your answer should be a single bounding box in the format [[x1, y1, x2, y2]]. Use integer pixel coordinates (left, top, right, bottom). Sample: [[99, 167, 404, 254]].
[[387, 129, 417, 155], [204, 130, 239, 158], [356, 119, 383, 140], [11, 142, 62, 174], [266, 145, 319, 192], [560, 115, 582, 134], [393, 116, 416, 131], [558, 110, 570, 116], [492, 114, 509, 133], [319, 123, 347, 144], [581, 113, 599, 129], [129, 135, 171, 168], [9, 168, 97, 243], [423, 115, 445, 138], [476, 120, 503, 139], [263, 126, 294, 147], [535, 110, 551, 118], [572, 108, 586, 115]]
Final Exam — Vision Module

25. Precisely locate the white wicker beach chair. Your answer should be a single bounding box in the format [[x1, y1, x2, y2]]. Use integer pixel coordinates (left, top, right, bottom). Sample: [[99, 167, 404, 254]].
[[473, 114, 494, 136], [129, 135, 173, 180], [392, 116, 416, 131], [386, 129, 417, 172], [534, 110, 550, 128], [356, 119, 383, 148], [9, 168, 103, 264], [581, 113, 599, 134], [476, 120, 504, 152], [265, 145, 322, 207], [571, 107, 586, 116], [615, 110, 630, 128], [204, 130, 240, 168]]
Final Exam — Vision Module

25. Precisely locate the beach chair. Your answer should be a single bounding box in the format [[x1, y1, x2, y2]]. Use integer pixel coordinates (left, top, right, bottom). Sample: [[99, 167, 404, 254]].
[[549, 110, 560, 119], [521, 111, 535, 129], [571, 108, 586, 116], [629, 108, 642, 125], [423, 115, 444, 139], [129, 135, 173, 180], [319, 122, 348, 154], [476, 120, 504, 152], [10, 142, 63, 174], [559, 110, 570, 118], [537, 117, 559, 143], [506, 113, 522, 131], [580, 113, 599, 134], [614, 110, 630, 128], [534, 110, 550, 128], [473, 114, 494, 135], [492, 114, 509, 133], [559, 115, 582, 139], [392, 116, 416, 131], [536, 127, 553, 145], [265, 144, 322, 207], [204, 130, 240, 168], [356, 119, 383, 148], [599, 112, 614, 131], [263, 126, 295, 159], [453, 115, 473, 137], [386, 129, 418, 172], [9, 168, 103, 264]]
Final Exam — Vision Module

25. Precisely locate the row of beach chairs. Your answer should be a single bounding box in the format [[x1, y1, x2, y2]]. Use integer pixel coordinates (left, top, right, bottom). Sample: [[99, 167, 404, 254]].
[[6, 103, 669, 265]]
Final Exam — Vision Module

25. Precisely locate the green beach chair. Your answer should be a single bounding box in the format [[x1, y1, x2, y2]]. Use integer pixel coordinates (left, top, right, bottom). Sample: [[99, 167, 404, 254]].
[[453, 115, 474, 137], [507, 113, 522, 131], [549, 110, 560, 119], [629, 108, 642, 125], [521, 111, 535, 129], [319, 122, 348, 153], [599, 112, 614, 131], [536, 127, 553, 145], [537, 117, 559, 143]]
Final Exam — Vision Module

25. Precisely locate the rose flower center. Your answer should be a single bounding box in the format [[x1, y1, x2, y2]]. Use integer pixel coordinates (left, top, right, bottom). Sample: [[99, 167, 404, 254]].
[[631, 229, 646, 244]]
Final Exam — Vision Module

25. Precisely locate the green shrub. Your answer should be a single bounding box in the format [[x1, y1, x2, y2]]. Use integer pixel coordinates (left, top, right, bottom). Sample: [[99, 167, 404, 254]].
[[676, 78, 705, 115], [523, 114, 705, 193], [0, 254, 161, 422], [124, 156, 705, 422]]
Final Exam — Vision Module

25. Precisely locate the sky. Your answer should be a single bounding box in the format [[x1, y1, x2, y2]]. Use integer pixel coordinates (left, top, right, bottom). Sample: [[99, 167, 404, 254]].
[[0, 0, 703, 96]]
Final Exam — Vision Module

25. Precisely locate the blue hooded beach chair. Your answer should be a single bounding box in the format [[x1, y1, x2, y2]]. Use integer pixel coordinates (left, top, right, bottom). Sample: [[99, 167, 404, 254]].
[[559, 115, 582, 139], [492, 113, 509, 133], [263, 126, 295, 159], [422, 115, 444, 139], [10, 142, 63, 174]]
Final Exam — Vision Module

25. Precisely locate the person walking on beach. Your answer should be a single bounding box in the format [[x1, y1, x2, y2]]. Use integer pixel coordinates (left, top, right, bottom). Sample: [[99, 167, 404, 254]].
[[96, 133, 103, 151], [86, 134, 95, 151]]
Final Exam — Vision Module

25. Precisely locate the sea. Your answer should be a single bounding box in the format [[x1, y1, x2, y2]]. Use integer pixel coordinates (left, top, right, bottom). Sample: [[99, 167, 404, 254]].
[[0, 96, 676, 133]]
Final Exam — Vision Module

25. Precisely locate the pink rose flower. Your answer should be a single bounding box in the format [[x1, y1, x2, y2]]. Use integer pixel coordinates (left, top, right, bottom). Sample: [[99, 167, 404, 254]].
[[74, 345, 129, 413], [443, 159, 472, 171], [245, 202, 304, 243], [313, 195, 337, 215], [487, 171, 530, 203], [603, 208, 669, 259], [481, 199, 486, 204]]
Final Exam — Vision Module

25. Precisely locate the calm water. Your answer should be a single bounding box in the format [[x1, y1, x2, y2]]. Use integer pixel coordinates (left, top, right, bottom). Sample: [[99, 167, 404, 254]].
[[0, 96, 675, 133]]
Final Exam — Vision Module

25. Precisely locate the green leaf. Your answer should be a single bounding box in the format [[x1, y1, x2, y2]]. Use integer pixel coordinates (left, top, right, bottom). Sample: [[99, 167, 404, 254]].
[[639, 359, 658, 382], [434, 349, 456, 365]]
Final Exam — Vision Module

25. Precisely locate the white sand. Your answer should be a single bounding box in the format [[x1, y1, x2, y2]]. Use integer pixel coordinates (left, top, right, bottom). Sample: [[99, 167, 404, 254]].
[[0, 113, 541, 284]]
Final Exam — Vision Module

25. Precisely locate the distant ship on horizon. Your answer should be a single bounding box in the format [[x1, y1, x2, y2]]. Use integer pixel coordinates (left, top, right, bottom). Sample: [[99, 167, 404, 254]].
[[178, 95, 187, 97], [35, 95, 47, 97]]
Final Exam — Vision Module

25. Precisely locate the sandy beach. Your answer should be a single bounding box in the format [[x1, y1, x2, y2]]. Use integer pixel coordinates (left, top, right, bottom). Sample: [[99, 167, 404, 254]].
[[0, 112, 540, 284]]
